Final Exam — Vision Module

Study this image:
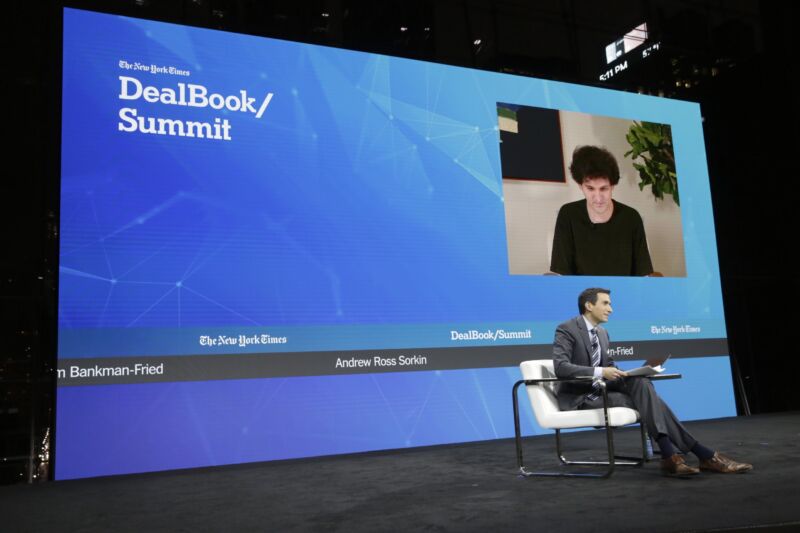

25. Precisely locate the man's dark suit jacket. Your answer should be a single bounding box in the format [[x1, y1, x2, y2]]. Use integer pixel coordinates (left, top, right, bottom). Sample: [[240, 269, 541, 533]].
[[552, 315, 616, 411]]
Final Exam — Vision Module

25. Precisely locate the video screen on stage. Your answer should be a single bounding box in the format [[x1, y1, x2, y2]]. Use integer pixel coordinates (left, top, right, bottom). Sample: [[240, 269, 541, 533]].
[[57, 7, 736, 479]]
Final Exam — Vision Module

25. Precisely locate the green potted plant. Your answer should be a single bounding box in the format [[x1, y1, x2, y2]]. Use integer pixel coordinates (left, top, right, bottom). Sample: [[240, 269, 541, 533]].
[[624, 121, 679, 205]]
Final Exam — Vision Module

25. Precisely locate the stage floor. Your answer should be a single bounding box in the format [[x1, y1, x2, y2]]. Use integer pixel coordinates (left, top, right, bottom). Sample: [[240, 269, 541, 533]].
[[2, 411, 799, 532]]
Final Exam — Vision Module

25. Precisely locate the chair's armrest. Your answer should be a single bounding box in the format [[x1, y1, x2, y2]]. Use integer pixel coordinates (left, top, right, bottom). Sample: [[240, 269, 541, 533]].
[[520, 374, 681, 387], [648, 373, 682, 381], [520, 376, 594, 385]]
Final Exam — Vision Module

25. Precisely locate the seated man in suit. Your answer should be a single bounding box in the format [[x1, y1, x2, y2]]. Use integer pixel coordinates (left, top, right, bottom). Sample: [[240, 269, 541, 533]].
[[553, 287, 751, 476]]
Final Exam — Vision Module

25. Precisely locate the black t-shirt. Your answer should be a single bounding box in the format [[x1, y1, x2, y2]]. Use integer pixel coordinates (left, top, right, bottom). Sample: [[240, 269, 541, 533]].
[[549, 199, 653, 276]]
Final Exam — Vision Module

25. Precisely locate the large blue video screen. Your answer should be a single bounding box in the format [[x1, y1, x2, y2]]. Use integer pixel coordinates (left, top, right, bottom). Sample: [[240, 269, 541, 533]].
[[57, 8, 735, 479]]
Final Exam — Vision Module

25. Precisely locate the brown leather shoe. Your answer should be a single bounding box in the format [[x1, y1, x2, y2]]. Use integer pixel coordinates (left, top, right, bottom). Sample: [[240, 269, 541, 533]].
[[699, 452, 752, 473], [661, 454, 700, 477]]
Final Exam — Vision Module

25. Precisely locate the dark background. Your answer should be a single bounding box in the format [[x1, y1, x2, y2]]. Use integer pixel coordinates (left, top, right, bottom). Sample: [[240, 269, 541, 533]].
[[2, 0, 797, 484], [499, 106, 565, 181]]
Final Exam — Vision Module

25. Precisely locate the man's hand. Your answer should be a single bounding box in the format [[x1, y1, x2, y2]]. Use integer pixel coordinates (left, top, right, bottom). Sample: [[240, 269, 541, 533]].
[[601, 367, 628, 381]]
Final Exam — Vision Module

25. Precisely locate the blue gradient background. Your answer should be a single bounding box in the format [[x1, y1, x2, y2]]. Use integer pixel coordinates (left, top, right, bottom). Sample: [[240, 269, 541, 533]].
[[57, 8, 735, 480]]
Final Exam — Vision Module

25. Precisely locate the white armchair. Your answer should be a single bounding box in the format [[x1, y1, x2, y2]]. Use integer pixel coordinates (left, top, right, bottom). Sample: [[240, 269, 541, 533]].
[[512, 360, 648, 478]]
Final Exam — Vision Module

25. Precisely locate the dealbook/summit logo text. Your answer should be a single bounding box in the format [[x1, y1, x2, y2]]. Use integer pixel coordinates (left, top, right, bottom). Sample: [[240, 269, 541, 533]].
[[450, 329, 532, 342], [116, 74, 274, 141]]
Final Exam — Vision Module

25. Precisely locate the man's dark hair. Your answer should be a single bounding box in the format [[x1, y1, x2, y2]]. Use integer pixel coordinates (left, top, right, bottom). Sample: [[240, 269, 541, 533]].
[[568, 146, 620, 185], [578, 287, 611, 315]]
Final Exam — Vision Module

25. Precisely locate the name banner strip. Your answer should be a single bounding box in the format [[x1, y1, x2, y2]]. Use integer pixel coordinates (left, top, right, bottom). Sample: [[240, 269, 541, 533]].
[[57, 338, 729, 386]]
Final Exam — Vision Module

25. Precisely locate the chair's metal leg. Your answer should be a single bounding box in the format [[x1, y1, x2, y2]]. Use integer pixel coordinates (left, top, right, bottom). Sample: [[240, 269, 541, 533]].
[[513, 379, 642, 479], [603, 395, 616, 478], [512, 380, 529, 476], [556, 429, 566, 464], [556, 432, 641, 464], [640, 422, 649, 462]]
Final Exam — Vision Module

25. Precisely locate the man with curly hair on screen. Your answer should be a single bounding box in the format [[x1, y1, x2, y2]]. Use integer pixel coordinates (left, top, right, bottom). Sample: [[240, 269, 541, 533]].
[[550, 145, 654, 276]]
